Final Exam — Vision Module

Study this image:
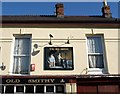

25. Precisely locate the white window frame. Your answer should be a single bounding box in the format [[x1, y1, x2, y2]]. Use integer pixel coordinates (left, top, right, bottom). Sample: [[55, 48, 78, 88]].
[[86, 34, 106, 74], [9, 34, 32, 75]]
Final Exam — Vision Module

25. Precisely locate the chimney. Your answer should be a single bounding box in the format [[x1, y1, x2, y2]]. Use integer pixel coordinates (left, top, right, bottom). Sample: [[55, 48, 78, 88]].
[[102, 0, 112, 18], [55, 3, 64, 18]]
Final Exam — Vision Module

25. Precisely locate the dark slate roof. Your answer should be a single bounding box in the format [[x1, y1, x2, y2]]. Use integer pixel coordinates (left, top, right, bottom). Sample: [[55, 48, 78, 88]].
[[2, 15, 120, 23], [1, 15, 120, 28]]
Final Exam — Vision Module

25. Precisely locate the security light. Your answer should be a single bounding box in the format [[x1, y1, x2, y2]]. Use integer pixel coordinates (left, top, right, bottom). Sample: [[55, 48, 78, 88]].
[[49, 34, 53, 45], [0, 62, 6, 70], [65, 37, 70, 44]]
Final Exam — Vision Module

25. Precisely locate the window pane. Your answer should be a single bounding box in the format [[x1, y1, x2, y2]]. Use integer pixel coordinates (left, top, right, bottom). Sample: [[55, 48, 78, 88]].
[[87, 36, 103, 53], [5, 85, 14, 93], [46, 86, 54, 92], [56, 85, 64, 93], [88, 55, 104, 68], [16, 86, 24, 92], [25, 85, 34, 93], [87, 35, 105, 69], [36, 85, 44, 93], [44, 47, 74, 70], [14, 38, 30, 55], [13, 36, 31, 74], [0, 85, 4, 93], [13, 56, 29, 74]]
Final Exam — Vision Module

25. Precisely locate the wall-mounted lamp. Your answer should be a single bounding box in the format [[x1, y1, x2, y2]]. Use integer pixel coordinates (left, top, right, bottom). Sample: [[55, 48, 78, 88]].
[[65, 37, 70, 44], [32, 44, 40, 56], [49, 34, 53, 45], [34, 44, 39, 49], [0, 62, 6, 70]]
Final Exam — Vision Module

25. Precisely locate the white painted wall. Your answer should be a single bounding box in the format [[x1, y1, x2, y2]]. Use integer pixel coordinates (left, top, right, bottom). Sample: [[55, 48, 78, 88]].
[[0, 28, 119, 75]]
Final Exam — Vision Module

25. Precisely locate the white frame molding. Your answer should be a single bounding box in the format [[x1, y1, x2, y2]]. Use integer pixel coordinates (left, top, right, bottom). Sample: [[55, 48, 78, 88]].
[[9, 34, 32, 75], [86, 34, 107, 74]]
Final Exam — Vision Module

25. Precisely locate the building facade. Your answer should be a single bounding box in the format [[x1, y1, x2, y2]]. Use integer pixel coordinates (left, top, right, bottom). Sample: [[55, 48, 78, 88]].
[[0, 2, 120, 94]]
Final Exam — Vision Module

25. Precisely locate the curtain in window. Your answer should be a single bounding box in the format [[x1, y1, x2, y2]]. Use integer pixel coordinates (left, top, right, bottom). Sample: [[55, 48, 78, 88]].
[[14, 38, 30, 55], [87, 36, 104, 68], [13, 38, 30, 74]]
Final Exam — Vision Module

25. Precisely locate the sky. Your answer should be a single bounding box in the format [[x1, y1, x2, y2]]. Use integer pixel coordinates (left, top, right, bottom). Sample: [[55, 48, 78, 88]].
[[1, 0, 120, 2], [1, 2, 119, 18]]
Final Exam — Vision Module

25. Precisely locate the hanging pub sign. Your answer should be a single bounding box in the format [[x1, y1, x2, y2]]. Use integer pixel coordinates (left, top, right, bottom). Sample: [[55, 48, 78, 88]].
[[44, 47, 74, 70]]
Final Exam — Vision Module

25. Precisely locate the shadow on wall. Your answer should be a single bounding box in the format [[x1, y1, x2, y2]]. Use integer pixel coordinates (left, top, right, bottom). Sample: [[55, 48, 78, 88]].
[[103, 35, 109, 74]]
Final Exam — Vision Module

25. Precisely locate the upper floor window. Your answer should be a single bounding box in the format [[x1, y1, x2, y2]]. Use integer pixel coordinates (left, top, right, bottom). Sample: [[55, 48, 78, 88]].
[[44, 47, 74, 70], [11, 34, 31, 75], [87, 35, 105, 70]]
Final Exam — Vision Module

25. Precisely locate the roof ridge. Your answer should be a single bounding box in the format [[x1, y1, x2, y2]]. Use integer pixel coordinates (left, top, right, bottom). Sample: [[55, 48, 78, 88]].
[[2, 15, 56, 17]]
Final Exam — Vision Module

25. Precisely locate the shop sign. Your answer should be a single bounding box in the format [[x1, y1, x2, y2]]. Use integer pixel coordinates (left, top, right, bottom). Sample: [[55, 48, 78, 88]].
[[2, 78, 66, 84]]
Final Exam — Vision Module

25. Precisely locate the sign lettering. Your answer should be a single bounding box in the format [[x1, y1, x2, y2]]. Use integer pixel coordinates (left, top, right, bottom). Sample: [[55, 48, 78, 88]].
[[6, 79, 20, 83], [3, 78, 66, 84], [28, 79, 55, 83]]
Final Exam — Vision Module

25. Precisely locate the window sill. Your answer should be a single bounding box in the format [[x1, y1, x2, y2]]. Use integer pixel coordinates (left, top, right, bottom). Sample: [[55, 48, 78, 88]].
[[9, 72, 30, 76], [87, 68, 105, 74]]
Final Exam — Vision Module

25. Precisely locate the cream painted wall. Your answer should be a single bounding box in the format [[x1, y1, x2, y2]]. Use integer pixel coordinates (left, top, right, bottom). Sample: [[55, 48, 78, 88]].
[[0, 28, 119, 75]]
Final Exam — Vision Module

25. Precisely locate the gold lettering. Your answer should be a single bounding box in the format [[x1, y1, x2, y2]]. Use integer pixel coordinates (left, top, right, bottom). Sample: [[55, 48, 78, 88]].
[[28, 79, 55, 83], [44, 79, 49, 83], [50, 79, 55, 83], [6, 79, 10, 83], [28, 79, 39, 83], [40, 79, 44, 83], [6, 79, 20, 83]]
